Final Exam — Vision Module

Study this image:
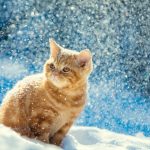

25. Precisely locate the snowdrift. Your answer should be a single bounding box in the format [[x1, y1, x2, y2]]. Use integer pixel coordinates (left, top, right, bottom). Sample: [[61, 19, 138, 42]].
[[0, 125, 150, 150]]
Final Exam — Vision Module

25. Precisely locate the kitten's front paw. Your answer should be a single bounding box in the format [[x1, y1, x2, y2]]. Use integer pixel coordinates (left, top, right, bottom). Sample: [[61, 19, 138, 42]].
[[49, 136, 60, 146]]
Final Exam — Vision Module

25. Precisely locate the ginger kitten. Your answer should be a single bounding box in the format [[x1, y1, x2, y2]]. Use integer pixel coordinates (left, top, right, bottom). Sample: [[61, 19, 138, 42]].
[[0, 39, 93, 146]]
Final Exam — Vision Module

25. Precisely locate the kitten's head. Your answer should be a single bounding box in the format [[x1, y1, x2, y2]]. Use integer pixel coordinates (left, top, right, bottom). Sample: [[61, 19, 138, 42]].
[[44, 39, 93, 89]]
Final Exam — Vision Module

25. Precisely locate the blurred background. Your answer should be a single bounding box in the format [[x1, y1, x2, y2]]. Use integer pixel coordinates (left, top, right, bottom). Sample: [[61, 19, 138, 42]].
[[0, 0, 150, 136]]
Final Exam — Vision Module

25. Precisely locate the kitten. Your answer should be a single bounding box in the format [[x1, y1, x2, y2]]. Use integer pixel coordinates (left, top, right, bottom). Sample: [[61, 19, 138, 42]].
[[0, 39, 93, 146]]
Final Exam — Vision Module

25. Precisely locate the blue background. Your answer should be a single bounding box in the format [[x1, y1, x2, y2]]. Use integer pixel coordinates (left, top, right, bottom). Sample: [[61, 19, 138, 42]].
[[0, 0, 150, 136]]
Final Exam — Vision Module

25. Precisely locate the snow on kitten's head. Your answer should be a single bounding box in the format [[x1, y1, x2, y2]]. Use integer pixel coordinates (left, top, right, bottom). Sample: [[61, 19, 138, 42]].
[[44, 39, 93, 89]]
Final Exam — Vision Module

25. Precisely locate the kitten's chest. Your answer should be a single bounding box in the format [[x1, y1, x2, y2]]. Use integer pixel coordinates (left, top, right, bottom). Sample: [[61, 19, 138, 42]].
[[31, 91, 84, 135], [50, 109, 71, 135]]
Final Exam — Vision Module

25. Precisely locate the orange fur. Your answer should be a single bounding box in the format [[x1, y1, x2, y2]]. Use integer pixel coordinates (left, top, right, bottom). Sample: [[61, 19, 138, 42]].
[[0, 39, 93, 146]]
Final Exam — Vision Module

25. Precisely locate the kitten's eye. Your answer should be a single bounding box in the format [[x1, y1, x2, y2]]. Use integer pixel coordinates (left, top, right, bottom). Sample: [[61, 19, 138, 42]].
[[49, 63, 55, 70], [62, 67, 70, 73]]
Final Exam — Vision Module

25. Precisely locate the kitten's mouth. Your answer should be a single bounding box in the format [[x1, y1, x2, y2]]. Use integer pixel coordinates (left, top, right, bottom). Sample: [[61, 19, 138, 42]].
[[51, 75, 60, 82], [49, 75, 68, 88]]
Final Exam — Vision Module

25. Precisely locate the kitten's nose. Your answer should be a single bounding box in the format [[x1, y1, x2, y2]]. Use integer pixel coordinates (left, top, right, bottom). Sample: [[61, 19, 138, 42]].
[[53, 71, 59, 76]]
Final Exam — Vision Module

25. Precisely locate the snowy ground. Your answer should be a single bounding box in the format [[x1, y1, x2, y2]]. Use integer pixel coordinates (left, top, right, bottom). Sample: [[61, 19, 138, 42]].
[[0, 125, 150, 150]]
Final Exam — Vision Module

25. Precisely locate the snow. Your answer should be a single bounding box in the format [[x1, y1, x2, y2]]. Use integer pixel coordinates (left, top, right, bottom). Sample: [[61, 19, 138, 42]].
[[64, 127, 150, 150], [0, 58, 28, 79], [0, 125, 150, 150]]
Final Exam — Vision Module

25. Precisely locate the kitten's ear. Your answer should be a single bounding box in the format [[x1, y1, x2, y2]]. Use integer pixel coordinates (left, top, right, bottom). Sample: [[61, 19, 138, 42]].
[[49, 39, 60, 58], [77, 49, 92, 67]]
